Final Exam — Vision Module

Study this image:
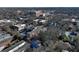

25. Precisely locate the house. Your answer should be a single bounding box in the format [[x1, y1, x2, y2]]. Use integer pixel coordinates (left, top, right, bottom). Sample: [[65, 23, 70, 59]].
[[71, 19, 76, 22], [0, 19, 11, 23], [39, 20, 47, 25], [15, 24, 26, 31], [33, 19, 40, 25]]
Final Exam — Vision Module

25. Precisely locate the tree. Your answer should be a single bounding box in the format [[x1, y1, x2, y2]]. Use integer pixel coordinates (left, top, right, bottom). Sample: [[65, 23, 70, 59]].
[[38, 27, 59, 51]]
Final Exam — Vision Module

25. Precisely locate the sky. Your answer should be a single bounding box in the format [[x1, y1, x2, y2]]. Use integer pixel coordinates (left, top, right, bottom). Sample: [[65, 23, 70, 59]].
[[0, 0, 79, 7]]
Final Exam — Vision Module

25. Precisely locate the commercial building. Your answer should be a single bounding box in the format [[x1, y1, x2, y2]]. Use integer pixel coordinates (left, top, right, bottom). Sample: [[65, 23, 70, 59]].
[[35, 10, 43, 17], [0, 33, 13, 51]]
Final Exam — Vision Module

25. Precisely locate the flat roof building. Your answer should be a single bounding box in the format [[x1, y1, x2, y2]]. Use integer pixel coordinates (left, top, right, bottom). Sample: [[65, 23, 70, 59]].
[[0, 33, 13, 51]]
